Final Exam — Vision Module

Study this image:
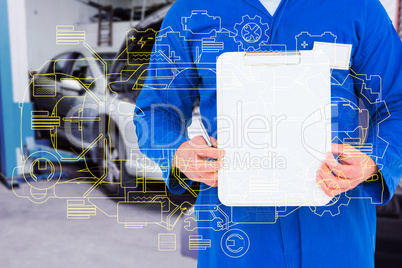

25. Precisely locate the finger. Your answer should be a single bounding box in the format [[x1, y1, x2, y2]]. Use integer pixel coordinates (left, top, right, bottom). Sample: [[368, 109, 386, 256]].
[[362, 155, 374, 167], [341, 151, 364, 166], [318, 163, 351, 189], [319, 177, 343, 197], [326, 155, 371, 182], [195, 147, 226, 159], [324, 151, 340, 168], [331, 143, 345, 155], [328, 188, 343, 197], [337, 151, 377, 181], [187, 136, 212, 149], [329, 143, 351, 166], [322, 156, 352, 180], [338, 154, 355, 165], [210, 136, 218, 148], [337, 144, 365, 164], [318, 162, 337, 177], [316, 175, 336, 197], [192, 159, 224, 172], [197, 172, 218, 187], [319, 172, 358, 193], [322, 177, 340, 193], [322, 175, 338, 190], [327, 165, 351, 181]]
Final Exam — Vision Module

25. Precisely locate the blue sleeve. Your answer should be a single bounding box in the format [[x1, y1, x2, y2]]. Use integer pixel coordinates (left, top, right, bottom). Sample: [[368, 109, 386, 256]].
[[133, 2, 199, 194], [353, 0, 402, 205]]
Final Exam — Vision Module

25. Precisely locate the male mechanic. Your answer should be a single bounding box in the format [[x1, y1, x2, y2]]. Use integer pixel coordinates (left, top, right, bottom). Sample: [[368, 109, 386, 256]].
[[134, 0, 402, 267]]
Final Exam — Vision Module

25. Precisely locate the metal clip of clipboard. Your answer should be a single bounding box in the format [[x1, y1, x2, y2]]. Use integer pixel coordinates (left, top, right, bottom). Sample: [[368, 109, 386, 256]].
[[244, 51, 301, 66]]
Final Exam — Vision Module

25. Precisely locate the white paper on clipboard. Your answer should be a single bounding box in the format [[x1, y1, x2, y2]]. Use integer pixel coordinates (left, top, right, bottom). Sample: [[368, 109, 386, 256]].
[[216, 51, 332, 207]]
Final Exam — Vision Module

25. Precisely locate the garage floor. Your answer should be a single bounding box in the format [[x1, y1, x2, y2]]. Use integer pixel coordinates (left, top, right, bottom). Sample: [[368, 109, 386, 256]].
[[0, 178, 197, 268], [2, 164, 400, 268]]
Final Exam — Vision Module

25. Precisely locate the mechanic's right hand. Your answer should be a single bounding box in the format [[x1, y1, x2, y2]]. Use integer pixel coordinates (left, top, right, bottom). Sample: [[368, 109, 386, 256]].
[[172, 136, 225, 187]]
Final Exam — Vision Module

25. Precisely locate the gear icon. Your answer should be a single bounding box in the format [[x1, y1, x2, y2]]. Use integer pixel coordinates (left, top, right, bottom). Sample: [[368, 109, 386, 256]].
[[234, 15, 269, 51], [310, 192, 351, 216]]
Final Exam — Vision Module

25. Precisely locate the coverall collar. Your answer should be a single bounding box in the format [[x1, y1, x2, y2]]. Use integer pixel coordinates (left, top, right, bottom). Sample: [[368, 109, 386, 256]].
[[242, 0, 288, 19]]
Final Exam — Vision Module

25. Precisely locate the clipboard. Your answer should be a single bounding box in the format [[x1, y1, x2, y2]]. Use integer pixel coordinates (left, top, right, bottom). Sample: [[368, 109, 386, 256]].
[[216, 51, 332, 207]]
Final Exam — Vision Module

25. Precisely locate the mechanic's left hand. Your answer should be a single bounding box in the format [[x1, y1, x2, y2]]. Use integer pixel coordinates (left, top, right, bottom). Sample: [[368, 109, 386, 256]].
[[316, 143, 379, 198]]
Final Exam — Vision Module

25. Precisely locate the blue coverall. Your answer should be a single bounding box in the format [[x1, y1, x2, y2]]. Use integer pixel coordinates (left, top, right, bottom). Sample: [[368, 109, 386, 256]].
[[134, 0, 402, 267]]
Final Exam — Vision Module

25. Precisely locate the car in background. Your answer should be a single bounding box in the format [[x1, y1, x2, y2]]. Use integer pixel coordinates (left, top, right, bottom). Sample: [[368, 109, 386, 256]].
[[29, 3, 203, 196], [31, 47, 116, 142], [29, 47, 128, 193], [103, 3, 203, 192]]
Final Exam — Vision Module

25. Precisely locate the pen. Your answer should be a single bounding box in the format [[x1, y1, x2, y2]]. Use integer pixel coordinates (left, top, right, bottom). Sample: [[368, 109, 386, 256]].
[[198, 119, 213, 147]]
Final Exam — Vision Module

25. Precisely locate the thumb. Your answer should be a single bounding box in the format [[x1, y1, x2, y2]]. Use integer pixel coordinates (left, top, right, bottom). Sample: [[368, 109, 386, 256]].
[[210, 136, 218, 148]]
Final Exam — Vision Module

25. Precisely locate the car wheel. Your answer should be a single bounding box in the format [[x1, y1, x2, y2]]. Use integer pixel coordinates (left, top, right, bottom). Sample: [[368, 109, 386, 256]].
[[93, 119, 137, 196], [101, 130, 125, 194]]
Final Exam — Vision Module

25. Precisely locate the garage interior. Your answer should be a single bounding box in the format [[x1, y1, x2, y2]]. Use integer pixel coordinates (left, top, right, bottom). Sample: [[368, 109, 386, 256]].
[[0, 0, 402, 267]]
